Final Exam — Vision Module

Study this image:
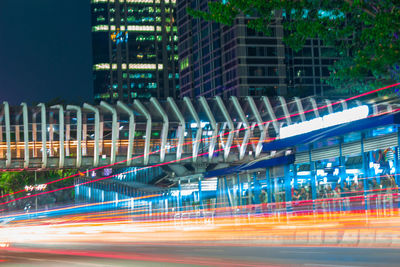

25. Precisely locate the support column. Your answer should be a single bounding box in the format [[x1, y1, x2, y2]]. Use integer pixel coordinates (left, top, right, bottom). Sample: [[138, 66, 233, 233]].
[[251, 173, 258, 205], [83, 103, 100, 167], [215, 178, 220, 209], [0, 113, 3, 159], [150, 98, 168, 162], [21, 103, 30, 168], [231, 96, 250, 160], [294, 97, 306, 121], [262, 96, 279, 136], [66, 105, 82, 168], [224, 176, 233, 207], [309, 97, 320, 118], [266, 169, 272, 204], [51, 105, 64, 168], [339, 138, 348, 211], [37, 103, 47, 169], [237, 174, 242, 206], [198, 177, 202, 210], [361, 133, 369, 211], [15, 115, 21, 159], [178, 179, 182, 212], [134, 100, 151, 165], [309, 145, 317, 211], [99, 116, 104, 155], [340, 99, 348, 111], [292, 164, 298, 192], [49, 111, 54, 157], [199, 97, 218, 161], [284, 165, 292, 213], [100, 102, 119, 165], [117, 102, 135, 166], [184, 97, 202, 162], [3, 102, 11, 168], [325, 99, 334, 114], [32, 112, 37, 158], [247, 173, 251, 205], [82, 113, 87, 156], [278, 96, 292, 125], [216, 96, 234, 161], [167, 97, 185, 161], [65, 112, 70, 157], [247, 96, 268, 158]]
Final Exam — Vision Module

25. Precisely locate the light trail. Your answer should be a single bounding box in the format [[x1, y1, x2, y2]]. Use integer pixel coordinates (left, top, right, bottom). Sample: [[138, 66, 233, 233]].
[[0, 82, 399, 202], [0, 193, 161, 220], [2, 202, 400, 249]]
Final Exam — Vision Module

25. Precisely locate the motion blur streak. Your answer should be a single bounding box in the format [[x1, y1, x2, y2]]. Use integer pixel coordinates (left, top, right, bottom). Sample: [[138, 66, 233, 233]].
[[3, 205, 400, 247], [0, 194, 160, 221], [2, 197, 400, 265], [1, 83, 398, 200], [2, 247, 267, 267]]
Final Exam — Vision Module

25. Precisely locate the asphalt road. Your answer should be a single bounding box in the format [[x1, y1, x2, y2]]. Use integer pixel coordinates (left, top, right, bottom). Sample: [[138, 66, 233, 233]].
[[0, 242, 399, 267]]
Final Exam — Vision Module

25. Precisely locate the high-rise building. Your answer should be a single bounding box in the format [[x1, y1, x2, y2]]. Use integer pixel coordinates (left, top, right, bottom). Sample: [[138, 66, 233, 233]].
[[91, 0, 179, 103], [177, 0, 340, 99]]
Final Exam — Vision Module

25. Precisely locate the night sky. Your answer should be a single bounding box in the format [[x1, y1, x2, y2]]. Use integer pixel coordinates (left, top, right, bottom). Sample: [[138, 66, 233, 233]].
[[0, 0, 93, 106]]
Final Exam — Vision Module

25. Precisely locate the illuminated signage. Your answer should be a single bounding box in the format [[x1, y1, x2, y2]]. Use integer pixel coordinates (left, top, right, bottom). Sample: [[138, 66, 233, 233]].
[[279, 105, 369, 139], [25, 184, 47, 192]]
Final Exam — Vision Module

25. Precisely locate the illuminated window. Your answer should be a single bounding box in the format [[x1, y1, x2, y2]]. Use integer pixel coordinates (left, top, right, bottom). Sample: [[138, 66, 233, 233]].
[[92, 25, 166, 32], [130, 73, 153, 79], [96, 16, 105, 22], [180, 57, 189, 70], [94, 63, 163, 70], [148, 83, 157, 89]]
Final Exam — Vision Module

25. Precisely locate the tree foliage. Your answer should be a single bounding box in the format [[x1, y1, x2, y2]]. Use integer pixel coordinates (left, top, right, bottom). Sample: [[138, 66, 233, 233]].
[[189, 0, 400, 95], [0, 169, 77, 210]]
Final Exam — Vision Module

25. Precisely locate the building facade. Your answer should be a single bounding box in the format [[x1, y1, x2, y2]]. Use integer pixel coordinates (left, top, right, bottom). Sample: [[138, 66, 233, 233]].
[[91, 0, 179, 103], [177, 0, 341, 99]]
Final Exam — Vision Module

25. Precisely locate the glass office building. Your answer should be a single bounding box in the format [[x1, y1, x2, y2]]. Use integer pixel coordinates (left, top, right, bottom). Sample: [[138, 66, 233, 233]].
[[177, 1, 341, 98], [91, 0, 179, 103]]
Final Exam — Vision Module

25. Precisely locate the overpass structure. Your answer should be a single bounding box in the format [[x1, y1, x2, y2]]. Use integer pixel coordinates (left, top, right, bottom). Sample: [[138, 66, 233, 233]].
[[0, 96, 393, 174]]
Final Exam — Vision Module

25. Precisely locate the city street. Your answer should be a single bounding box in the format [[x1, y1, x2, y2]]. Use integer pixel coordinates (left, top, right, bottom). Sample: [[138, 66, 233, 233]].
[[1, 242, 400, 266]]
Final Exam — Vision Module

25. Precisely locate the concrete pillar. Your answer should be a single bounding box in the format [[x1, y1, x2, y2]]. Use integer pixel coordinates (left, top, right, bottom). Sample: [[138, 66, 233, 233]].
[[66, 105, 82, 168], [21, 103, 30, 168], [83, 103, 100, 167], [100, 102, 119, 165], [37, 103, 47, 168]]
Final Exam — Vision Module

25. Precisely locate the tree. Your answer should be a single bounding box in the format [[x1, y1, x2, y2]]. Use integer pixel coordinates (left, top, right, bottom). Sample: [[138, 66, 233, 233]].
[[189, 0, 400, 95], [0, 169, 77, 211]]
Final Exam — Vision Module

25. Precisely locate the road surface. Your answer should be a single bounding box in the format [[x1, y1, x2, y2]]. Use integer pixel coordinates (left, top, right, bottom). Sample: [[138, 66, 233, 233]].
[[0, 242, 399, 266]]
